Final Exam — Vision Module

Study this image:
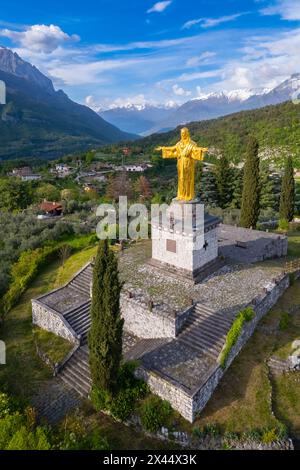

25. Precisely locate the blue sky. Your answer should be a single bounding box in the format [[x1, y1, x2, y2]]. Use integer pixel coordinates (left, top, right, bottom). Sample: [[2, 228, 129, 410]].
[[0, 0, 300, 109]]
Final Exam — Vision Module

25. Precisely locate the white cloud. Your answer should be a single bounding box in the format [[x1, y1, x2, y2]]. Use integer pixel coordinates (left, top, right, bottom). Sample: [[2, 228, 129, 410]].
[[260, 0, 300, 20], [85, 95, 102, 112], [183, 12, 249, 30], [0, 24, 79, 53], [172, 84, 192, 96], [186, 51, 217, 67], [147, 1, 172, 14], [48, 57, 148, 86]]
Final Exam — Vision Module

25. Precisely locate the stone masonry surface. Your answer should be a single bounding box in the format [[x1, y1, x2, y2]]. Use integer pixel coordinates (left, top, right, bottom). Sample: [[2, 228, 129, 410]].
[[32, 227, 290, 423]]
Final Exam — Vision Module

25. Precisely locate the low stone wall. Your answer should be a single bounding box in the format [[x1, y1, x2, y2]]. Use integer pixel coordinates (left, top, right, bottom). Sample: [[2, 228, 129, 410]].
[[137, 274, 290, 422], [175, 305, 194, 334], [121, 293, 176, 338], [32, 300, 79, 344], [135, 367, 193, 421]]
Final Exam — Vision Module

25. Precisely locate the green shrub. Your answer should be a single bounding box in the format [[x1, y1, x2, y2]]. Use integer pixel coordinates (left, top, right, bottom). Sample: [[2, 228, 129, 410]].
[[279, 312, 290, 330], [141, 395, 172, 433], [224, 430, 239, 441], [242, 428, 262, 441], [219, 307, 255, 369], [278, 218, 289, 232], [90, 386, 111, 412], [203, 423, 221, 437], [90, 362, 148, 421], [192, 426, 205, 439], [6, 425, 51, 450], [261, 428, 278, 444]]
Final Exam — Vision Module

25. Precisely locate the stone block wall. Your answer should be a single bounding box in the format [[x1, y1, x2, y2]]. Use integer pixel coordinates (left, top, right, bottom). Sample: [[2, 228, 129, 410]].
[[32, 300, 78, 344], [135, 367, 194, 421], [121, 293, 176, 338], [151, 225, 218, 274]]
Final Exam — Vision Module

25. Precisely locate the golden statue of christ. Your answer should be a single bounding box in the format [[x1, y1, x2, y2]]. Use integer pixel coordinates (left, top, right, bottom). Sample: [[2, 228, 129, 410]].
[[156, 127, 208, 202]]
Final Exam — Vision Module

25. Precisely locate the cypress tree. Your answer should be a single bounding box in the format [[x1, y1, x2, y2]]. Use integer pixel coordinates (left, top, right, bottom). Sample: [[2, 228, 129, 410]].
[[215, 155, 233, 209], [260, 163, 276, 211], [240, 137, 260, 228], [230, 168, 243, 209], [88, 240, 124, 394], [279, 156, 295, 222]]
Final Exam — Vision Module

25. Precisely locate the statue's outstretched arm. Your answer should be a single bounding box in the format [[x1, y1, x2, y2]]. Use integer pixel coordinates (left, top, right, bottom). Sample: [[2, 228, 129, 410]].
[[191, 146, 208, 161], [155, 145, 178, 159]]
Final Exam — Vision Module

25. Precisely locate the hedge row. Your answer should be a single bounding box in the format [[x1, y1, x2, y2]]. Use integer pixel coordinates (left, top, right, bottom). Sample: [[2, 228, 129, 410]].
[[0, 244, 70, 317], [0, 233, 99, 319], [219, 307, 255, 369]]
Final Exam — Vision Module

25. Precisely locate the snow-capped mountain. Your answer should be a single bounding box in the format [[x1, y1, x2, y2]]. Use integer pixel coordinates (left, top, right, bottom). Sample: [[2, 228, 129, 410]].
[[99, 103, 178, 135], [98, 75, 300, 136], [149, 78, 300, 135]]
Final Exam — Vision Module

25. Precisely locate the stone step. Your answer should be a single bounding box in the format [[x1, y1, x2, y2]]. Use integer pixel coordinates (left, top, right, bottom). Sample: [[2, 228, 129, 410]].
[[71, 277, 91, 288], [69, 281, 90, 293], [179, 328, 223, 352], [184, 321, 228, 344], [65, 360, 92, 385], [65, 300, 91, 317], [60, 372, 90, 398], [78, 272, 92, 281], [194, 304, 232, 323], [184, 314, 229, 336], [77, 325, 91, 338], [69, 315, 91, 330], [193, 308, 233, 328], [65, 305, 91, 323], [268, 357, 289, 373], [195, 303, 216, 315], [68, 357, 90, 376], [69, 283, 90, 296], [60, 363, 91, 397]]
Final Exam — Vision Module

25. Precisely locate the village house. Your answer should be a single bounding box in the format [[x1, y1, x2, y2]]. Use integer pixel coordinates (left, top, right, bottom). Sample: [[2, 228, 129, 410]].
[[10, 166, 42, 181], [38, 200, 63, 219]]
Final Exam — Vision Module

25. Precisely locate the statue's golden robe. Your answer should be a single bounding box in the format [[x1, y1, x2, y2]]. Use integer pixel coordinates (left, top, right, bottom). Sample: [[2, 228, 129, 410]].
[[161, 139, 207, 201]]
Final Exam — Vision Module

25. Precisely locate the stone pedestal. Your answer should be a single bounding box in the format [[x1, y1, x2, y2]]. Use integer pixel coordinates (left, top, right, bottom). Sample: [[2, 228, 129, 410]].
[[151, 200, 221, 282]]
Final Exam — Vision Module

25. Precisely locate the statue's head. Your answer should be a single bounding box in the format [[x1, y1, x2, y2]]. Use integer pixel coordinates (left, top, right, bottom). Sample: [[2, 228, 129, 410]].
[[181, 127, 190, 142]]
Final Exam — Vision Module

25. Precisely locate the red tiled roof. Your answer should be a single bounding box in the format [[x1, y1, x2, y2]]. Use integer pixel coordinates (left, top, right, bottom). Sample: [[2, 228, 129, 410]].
[[40, 201, 62, 212]]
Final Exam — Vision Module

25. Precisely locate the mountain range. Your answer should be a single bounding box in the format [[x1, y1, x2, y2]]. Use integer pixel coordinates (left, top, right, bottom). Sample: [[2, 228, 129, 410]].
[[99, 75, 300, 136], [0, 47, 135, 160]]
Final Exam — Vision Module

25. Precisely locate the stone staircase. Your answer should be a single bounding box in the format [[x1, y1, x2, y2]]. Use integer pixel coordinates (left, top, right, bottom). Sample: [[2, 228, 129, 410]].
[[59, 345, 91, 398], [69, 264, 93, 296], [267, 356, 290, 375], [32, 379, 83, 424], [64, 300, 91, 344], [178, 303, 233, 360]]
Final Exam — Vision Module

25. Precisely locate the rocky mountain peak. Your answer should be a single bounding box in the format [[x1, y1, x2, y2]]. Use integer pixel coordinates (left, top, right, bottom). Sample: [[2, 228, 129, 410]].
[[0, 46, 54, 93]]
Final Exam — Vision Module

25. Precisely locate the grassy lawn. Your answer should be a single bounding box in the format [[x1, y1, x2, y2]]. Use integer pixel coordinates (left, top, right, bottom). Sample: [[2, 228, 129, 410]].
[[55, 245, 97, 287], [33, 327, 72, 365]]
